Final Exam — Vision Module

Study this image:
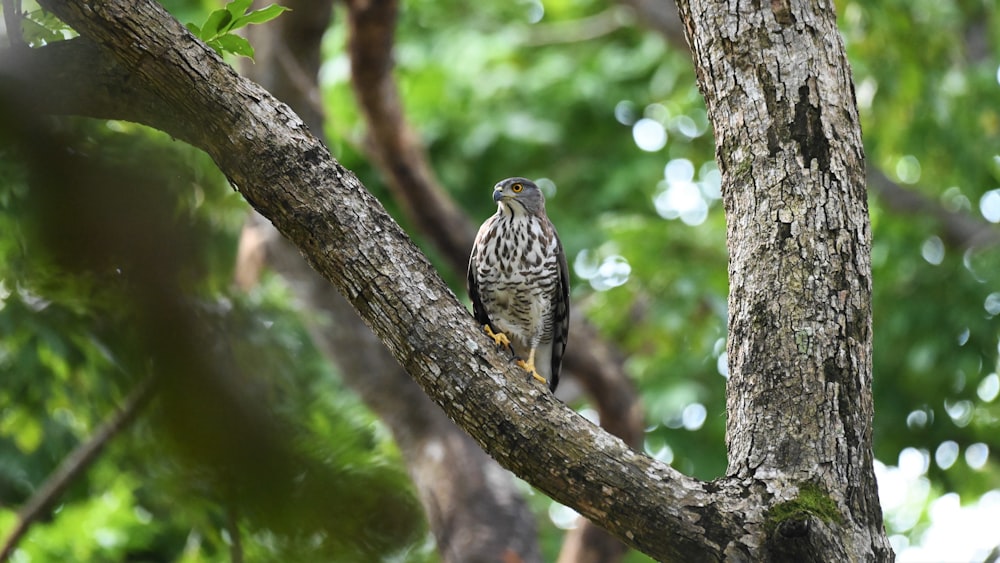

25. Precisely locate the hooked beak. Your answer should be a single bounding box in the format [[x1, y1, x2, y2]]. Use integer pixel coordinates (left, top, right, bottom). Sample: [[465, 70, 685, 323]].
[[492, 186, 505, 202]]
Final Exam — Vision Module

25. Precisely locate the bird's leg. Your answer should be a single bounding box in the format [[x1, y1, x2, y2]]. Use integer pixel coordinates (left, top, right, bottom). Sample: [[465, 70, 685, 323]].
[[483, 324, 512, 351], [516, 348, 547, 386]]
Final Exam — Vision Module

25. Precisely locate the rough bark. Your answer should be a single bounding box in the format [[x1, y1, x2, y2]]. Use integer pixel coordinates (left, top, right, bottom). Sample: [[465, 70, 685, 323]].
[[342, 0, 644, 453], [243, 215, 542, 562], [5, 0, 894, 560], [238, 3, 542, 561], [676, 0, 892, 560], [343, 2, 638, 558]]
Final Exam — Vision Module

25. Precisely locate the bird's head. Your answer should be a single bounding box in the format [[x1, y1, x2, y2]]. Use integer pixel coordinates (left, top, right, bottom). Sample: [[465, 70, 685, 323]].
[[493, 177, 545, 216]]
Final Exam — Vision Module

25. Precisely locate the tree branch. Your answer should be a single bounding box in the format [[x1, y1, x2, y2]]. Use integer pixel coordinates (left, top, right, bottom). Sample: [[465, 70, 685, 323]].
[[343, 3, 640, 557], [240, 3, 543, 559], [342, 0, 644, 455], [867, 167, 1000, 249], [0, 375, 156, 560], [17, 0, 733, 559]]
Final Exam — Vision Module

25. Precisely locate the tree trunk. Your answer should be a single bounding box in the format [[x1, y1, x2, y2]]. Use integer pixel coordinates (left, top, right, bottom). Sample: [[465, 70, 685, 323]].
[[676, 0, 892, 560], [6, 0, 894, 559]]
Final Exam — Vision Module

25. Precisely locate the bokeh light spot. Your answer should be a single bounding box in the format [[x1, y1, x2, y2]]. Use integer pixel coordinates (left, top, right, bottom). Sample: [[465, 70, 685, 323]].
[[965, 443, 989, 470], [644, 440, 675, 464], [700, 166, 722, 200], [653, 179, 709, 225], [977, 373, 999, 402], [614, 100, 637, 125], [978, 189, 1000, 223], [535, 177, 557, 199], [984, 292, 1000, 316], [576, 250, 631, 291], [895, 155, 922, 184], [524, 0, 544, 23], [905, 409, 928, 430], [921, 236, 944, 265], [548, 502, 580, 530], [671, 115, 700, 139], [681, 403, 707, 431], [717, 352, 729, 379], [898, 447, 930, 478], [944, 399, 973, 427], [632, 118, 667, 152], [664, 158, 695, 184], [935, 441, 959, 470], [941, 186, 972, 213]]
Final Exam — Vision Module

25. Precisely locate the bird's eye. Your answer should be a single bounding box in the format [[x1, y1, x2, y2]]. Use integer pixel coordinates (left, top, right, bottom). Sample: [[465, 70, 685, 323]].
[[511, 183, 523, 193]]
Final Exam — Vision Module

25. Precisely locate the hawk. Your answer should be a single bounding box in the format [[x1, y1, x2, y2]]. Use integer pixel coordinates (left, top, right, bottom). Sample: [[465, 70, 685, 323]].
[[467, 177, 570, 391]]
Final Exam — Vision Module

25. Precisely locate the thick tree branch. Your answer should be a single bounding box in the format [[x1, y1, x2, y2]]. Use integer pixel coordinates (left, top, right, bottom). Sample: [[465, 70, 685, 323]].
[[343, 0, 643, 450], [18, 1, 741, 560], [240, 4, 543, 560], [344, 4, 640, 557], [245, 217, 542, 561]]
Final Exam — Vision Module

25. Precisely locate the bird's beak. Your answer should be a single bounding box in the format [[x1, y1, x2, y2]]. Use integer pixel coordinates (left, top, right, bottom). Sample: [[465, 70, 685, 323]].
[[492, 187, 504, 202]]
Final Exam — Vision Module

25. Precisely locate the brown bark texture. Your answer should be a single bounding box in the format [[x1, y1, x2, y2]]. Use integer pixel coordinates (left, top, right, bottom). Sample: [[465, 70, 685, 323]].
[[342, 0, 645, 458], [237, 2, 543, 561], [342, 1, 635, 558], [677, 0, 893, 560], [4, 0, 893, 560]]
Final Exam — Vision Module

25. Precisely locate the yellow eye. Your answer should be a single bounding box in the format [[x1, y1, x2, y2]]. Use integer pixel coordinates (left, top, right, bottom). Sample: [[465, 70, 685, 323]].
[[511, 183, 523, 193]]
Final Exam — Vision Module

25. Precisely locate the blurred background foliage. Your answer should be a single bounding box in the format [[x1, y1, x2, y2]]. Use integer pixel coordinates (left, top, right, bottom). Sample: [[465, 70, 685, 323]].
[[1, 0, 999, 561]]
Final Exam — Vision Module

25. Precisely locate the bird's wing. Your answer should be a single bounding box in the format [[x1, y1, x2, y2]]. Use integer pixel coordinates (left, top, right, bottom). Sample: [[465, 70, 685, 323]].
[[467, 219, 494, 329], [549, 229, 571, 392]]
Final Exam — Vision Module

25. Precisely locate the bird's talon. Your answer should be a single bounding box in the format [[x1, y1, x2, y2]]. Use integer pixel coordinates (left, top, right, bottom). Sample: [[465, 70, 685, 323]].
[[483, 325, 511, 350], [516, 359, 548, 386]]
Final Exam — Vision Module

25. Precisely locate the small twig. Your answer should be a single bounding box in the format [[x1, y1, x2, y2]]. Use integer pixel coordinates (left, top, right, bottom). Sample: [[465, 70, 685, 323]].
[[2, 0, 26, 48], [0, 375, 157, 561]]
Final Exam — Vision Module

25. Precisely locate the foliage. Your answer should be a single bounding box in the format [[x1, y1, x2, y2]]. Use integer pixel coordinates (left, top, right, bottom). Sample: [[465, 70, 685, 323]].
[[2, 0, 999, 560], [185, 0, 288, 59], [0, 116, 425, 560]]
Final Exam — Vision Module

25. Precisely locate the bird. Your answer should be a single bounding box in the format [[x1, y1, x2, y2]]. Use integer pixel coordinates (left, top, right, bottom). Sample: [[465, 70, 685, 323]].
[[467, 177, 570, 392]]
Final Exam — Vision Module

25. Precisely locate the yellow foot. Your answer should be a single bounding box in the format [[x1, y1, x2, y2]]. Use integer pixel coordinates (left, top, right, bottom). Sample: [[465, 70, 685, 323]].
[[516, 349, 547, 386], [484, 324, 511, 349]]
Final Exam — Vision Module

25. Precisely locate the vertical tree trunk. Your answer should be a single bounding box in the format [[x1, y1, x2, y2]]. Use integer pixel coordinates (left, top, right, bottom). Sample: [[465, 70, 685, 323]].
[[676, 0, 892, 560], [17, 0, 896, 558]]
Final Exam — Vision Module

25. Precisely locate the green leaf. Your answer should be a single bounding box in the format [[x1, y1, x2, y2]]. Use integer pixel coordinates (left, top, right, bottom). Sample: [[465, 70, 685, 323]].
[[184, 22, 201, 36], [204, 39, 224, 56], [21, 17, 63, 45], [231, 4, 290, 28], [225, 0, 254, 20], [215, 33, 255, 60], [202, 8, 233, 38]]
